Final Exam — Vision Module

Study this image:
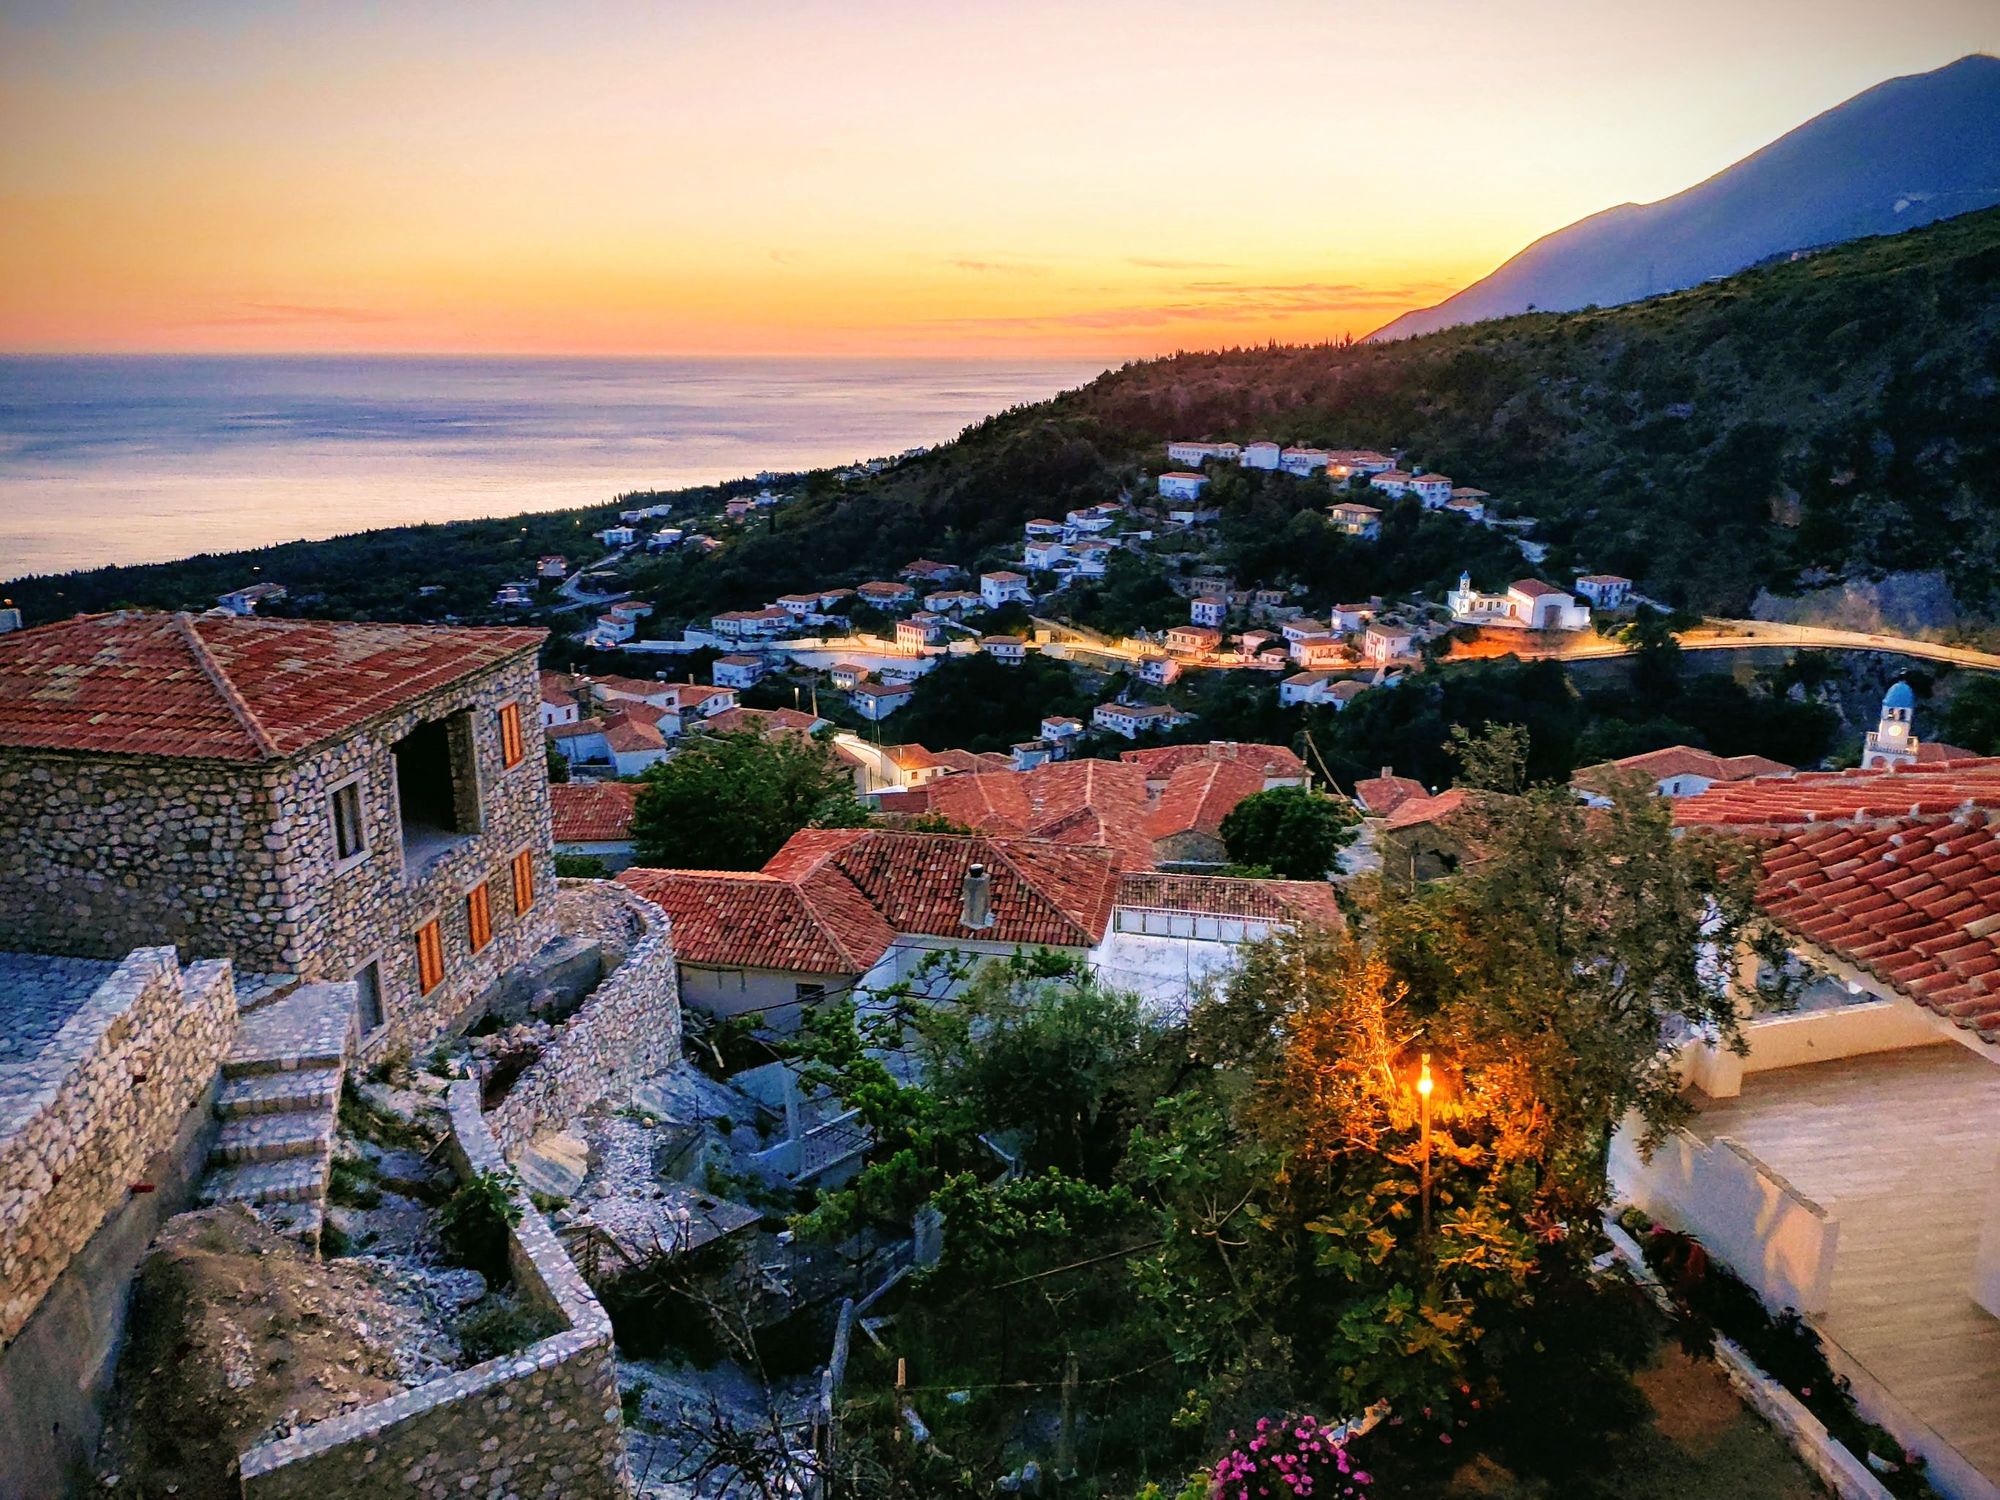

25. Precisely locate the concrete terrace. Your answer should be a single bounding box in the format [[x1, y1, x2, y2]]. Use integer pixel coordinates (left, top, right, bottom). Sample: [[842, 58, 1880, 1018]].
[[1690, 1045, 2000, 1493], [0, 952, 119, 1065]]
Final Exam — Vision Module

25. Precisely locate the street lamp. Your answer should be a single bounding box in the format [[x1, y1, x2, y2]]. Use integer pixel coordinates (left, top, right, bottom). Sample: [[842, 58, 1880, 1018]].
[[1416, 1052, 1434, 1250]]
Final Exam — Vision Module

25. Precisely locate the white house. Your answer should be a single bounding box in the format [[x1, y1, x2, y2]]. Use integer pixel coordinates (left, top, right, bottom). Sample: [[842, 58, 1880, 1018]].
[[851, 681, 916, 720], [1024, 539, 1070, 571], [1362, 623, 1415, 666], [1242, 441, 1282, 471], [1064, 506, 1118, 533], [1368, 470, 1414, 499], [856, 580, 917, 609], [1093, 701, 1182, 739], [924, 589, 983, 612], [593, 614, 636, 645], [1157, 471, 1209, 502], [217, 582, 287, 616], [1443, 496, 1486, 522], [596, 526, 637, 547], [1071, 542, 1113, 577], [1166, 625, 1222, 656], [776, 592, 824, 618], [714, 654, 766, 690], [1280, 673, 1369, 709], [537, 555, 568, 579], [539, 674, 581, 728], [1574, 574, 1633, 609], [980, 571, 1033, 609], [1293, 637, 1349, 670], [1279, 447, 1331, 476], [1166, 441, 1240, 466], [896, 613, 945, 649], [1024, 518, 1067, 538], [711, 607, 794, 639], [647, 529, 684, 551], [1328, 602, 1376, 632], [1445, 573, 1591, 631], [1136, 651, 1181, 686], [1190, 595, 1228, 628], [983, 637, 1029, 666], [1326, 501, 1382, 539], [1041, 715, 1084, 744], [829, 662, 869, 691], [1326, 449, 1395, 479], [1411, 473, 1453, 508], [1282, 618, 1333, 652]]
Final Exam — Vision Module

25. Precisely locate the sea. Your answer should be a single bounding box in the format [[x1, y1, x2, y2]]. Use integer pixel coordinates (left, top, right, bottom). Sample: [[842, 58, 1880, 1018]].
[[0, 355, 1110, 579]]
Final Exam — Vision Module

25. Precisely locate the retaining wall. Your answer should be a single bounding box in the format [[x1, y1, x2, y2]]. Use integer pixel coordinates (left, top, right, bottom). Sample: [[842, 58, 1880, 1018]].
[[237, 1081, 628, 1499], [1610, 1122, 1839, 1315], [486, 880, 681, 1160], [0, 947, 237, 1344]]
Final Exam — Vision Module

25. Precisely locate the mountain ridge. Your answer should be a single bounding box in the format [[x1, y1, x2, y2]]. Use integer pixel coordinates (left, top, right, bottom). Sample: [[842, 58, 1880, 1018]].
[[1368, 53, 2000, 342]]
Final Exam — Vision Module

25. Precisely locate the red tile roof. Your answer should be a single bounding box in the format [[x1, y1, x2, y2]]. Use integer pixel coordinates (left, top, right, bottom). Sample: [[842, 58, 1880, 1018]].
[[620, 868, 895, 975], [0, 611, 543, 762], [761, 828, 1119, 948], [1758, 813, 2000, 1042], [700, 706, 823, 739], [550, 782, 640, 843], [1674, 758, 2000, 832], [1384, 787, 1479, 830], [924, 758, 1157, 868], [1115, 872, 1342, 927], [1120, 741, 1306, 783], [1509, 579, 1563, 599], [1354, 771, 1427, 816], [1146, 759, 1269, 842], [1572, 745, 1793, 794]]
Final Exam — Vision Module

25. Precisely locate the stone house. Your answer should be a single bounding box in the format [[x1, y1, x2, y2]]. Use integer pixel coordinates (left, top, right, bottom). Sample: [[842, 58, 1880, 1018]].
[[0, 611, 561, 1061]]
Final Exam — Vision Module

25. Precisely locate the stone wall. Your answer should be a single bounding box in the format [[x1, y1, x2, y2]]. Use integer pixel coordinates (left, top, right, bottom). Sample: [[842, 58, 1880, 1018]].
[[238, 1081, 628, 1499], [487, 881, 681, 1160], [0, 752, 293, 967], [0, 947, 237, 1343], [277, 653, 561, 1063]]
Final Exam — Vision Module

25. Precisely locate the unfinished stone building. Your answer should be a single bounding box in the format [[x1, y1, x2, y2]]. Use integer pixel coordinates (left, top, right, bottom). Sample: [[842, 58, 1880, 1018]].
[[0, 610, 560, 1062]]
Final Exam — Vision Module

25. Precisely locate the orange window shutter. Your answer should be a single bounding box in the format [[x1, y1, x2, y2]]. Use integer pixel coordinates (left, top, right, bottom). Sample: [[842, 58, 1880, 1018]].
[[417, 920, 445, 994], [512, 850, 535, 913], [467, 883, 492, 952], [499, 703, 524, 767]]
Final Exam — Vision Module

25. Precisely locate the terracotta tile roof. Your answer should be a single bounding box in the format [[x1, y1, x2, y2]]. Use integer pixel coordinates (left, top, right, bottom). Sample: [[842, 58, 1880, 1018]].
[[539, 672, 578, 707], [550, 782, 640, 843], [1115, 872, 1342, 927], [700, 706, 823, 739], [1146, 759, 1268, 841], [1572, 746, 1793, 794], [761, 828, 1119, 948], [1120, 741, 1306, 783], [1509, 579, 1563, 599], [886, 743, 951, 771], [1758, 813, 2000, 1042], [1576, 573, 1630, 586], [1384, 787, 1479, 830], [601, 711, 668, 754], [929, 747, 1017, 774], [1674, 758, 2000, 831], [0, 611, 542, 762], [1354, 771, 1427, 815], [620, 868, 895, 974]]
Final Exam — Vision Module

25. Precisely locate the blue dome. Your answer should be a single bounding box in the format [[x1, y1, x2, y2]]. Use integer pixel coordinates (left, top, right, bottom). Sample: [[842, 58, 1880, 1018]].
[[1883, 681, 1916, 710]]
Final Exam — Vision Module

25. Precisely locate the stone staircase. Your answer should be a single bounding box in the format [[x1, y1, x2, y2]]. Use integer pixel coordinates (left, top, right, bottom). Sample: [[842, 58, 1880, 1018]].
[[197, 979, 357, 1249]]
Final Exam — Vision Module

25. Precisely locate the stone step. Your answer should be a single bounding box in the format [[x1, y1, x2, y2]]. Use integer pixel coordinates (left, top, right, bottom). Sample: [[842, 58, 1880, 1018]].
[[224, 982, 355, 1078], [209, 1113, 333, 1166], [235, 972, 303, 1013], [200, 1157, 326, 1207], [216, 1065, 344, 1119]]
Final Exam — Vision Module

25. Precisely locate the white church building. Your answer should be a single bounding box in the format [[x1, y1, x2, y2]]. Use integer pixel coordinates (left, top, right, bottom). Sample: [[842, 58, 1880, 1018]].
[[1445, 572, 1592, 631]]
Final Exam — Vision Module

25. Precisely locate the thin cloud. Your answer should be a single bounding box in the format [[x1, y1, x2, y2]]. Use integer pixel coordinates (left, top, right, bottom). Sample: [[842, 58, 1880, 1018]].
[[194, 303, 401, 327], [1126, 256, 1232, 270], [945, 256, 1048, 275]]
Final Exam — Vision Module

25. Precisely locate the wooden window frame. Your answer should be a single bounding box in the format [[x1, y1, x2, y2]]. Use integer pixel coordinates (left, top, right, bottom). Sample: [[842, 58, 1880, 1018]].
[[511, 848, 536, 916], [328, 773, 369, 869], [497, 701, 525, 769], [466, 881, 494, 954], [416, 918, 445, 995]]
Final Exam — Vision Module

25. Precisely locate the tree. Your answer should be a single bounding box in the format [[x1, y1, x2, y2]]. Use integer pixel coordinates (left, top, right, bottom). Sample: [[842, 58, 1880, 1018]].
[[629, 731, 869, 869], [1218, 785, 1358, 878], [1944, 674, 2000, 755]]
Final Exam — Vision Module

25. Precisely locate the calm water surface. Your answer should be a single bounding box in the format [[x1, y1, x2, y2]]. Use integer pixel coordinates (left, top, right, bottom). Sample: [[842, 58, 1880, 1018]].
[[0, 355, 1107, 578]]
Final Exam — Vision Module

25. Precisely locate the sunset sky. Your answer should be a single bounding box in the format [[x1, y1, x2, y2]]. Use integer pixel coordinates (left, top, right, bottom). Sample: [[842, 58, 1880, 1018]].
[[2, 0, 1995, 358]]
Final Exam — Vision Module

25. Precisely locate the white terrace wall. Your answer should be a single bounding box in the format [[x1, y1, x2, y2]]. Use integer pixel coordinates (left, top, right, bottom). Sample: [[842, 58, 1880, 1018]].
[[0, 947, 237, 1343], [1680, 1000, 1951, 1099], [238, 1081, 629, 1499], [1610, 1123, 1840, 1316], [486, 880, 682, 1160]]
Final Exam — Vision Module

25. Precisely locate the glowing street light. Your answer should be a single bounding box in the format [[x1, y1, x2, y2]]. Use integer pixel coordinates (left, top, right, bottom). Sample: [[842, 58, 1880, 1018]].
[[1416, 1052, 1434, 1250]]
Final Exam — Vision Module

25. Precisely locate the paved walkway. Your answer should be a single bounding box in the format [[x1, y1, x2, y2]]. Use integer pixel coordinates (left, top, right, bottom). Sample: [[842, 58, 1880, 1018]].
[[0, 952, 117, 1065], [1693, 1045, 2000, 1490]]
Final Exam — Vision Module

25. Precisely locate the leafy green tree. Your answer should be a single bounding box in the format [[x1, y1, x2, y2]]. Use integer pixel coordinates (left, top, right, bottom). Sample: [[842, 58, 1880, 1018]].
[[1218, 785, 1359, 878], [629, 730, 869, 869], [1943, 675, 2000, 754]]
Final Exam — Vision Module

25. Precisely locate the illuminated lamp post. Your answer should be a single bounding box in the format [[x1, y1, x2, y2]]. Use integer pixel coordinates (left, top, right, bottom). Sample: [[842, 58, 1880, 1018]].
[[1416, 1051, 1435, 1251]]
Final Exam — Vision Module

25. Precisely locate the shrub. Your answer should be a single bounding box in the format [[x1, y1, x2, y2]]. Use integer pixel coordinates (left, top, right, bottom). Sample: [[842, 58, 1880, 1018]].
[[438, 1170, 524, 1287], [1208, 1414, 1374, 1499], [456, 1294, 559, 1364]]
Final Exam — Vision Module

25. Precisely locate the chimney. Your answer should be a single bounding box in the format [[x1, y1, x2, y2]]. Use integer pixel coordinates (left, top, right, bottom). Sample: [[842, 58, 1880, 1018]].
[[1380, 766, 1392, 780], [961, 863, 995, 931]]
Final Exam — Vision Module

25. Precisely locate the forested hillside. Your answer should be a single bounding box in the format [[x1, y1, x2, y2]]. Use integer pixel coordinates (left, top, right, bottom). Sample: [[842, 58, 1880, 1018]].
[[10, 207, 1998, 627]]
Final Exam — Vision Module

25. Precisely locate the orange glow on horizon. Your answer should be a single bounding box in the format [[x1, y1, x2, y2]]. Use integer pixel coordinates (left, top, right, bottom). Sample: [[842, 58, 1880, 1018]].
[[1, 2, 1993, 359]]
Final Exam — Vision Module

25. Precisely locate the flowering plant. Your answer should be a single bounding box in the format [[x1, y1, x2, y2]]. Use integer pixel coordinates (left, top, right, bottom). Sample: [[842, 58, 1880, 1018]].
[[1210, 1414, 1372, 1499]]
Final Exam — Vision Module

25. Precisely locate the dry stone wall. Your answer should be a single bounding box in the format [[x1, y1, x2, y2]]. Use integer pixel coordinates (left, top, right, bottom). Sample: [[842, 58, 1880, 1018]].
[[0, 947, 237, 1342], [488, 880, 681, 1160], [237, 1080, 628, 1499]]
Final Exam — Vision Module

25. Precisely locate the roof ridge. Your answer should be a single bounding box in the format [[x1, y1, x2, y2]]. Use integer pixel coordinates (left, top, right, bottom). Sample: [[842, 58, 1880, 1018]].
[[172, 612, 282, 759]]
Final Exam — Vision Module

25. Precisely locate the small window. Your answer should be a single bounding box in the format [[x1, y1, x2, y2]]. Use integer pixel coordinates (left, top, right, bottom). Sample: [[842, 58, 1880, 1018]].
[[497, 702, 525, 768], [416, 919, 445, 995], [511, 849, 536, 915], [353, 959, 385, 1034], [330, 779, 367, 863], [794, 982, 826, 1006], [467, 881, 493, 953]]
